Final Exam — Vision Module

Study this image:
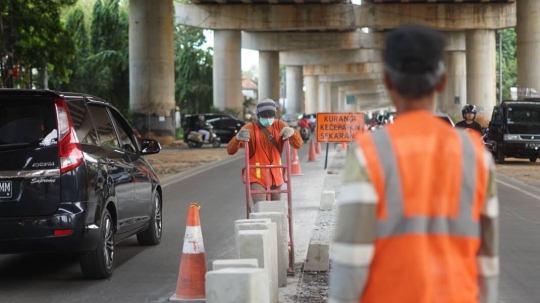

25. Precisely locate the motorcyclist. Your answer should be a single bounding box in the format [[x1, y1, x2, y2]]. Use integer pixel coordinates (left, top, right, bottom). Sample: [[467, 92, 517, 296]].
[[455, 104, 482, 135], [299, 114, 312, 130], [195, 115, 211, 143]]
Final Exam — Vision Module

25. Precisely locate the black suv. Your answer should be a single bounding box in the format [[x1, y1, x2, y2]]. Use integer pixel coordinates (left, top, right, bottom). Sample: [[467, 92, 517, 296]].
[[485, 98, 540, 163], [0, 90, 162, 279], [182, 113, 245, 143]]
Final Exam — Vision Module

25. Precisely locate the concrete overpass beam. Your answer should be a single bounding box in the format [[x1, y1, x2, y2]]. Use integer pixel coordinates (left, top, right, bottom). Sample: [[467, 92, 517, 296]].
[[318, 73, 381, 83], [129, 0, 175, 144], [242, 31, 384, 51], [175, 4, 516, 31], [285, 66, 303, 115], [213, 30, 243, 113], [305, 75, 319, 114], [304, 63, 383, 76], [280, 49, 381, 66], [466, 30, 496, 126], [517, 0, 540, 91], [259, 51, 280, 102]]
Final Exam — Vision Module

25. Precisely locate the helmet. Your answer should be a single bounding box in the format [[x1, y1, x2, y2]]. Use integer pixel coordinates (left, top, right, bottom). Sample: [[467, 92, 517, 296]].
[[198, 115, 205, 121], [462, 104, 477, 120]]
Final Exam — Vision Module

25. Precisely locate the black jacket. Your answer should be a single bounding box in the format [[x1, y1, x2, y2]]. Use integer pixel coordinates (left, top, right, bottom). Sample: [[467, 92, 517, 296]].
[[455, 120, 483, 135]]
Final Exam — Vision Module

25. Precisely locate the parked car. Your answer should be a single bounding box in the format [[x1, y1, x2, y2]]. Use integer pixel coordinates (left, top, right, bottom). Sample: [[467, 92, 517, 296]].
[[281, 113, 302, 128], [182, 113, 245, 143], [484, 98, 540, 163], [0, 90, 162, 279]]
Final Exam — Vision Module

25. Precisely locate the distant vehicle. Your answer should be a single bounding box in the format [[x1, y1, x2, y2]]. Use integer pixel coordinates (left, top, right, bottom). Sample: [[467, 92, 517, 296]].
[[0, 90, 163, 279], [281, 113, 302, 128], [182, 114, 245, 144], [484, 97, 540, 163]]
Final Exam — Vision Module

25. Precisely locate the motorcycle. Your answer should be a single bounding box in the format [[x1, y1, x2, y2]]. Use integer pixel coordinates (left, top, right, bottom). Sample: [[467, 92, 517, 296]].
[[300, 127, 311, 142], [186, 124, 221, 148]]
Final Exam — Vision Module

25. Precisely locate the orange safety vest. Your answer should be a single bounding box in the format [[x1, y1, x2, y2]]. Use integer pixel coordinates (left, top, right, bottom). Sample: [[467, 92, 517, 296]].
[[357, 112, 488, 303], [248, 122, 283, 188]]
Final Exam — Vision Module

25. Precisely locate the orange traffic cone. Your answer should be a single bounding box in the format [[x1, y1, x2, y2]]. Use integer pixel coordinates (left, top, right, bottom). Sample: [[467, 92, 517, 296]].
[[307, 140, 317, 162], [315, 142, 322, 154], [291, 148, 303, 176], [341, 142, 347, 151], [170, 203, 207, 302]]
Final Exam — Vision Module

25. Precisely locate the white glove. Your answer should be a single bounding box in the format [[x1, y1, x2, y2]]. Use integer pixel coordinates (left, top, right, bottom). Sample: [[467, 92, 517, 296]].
[[236, 129, 251, 141], [279, 127, 295, 140]]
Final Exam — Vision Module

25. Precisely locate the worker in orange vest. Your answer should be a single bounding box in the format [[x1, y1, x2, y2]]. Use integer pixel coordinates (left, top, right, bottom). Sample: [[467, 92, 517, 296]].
[[227, 98, 303, 203], [329, 24, 499, 303]]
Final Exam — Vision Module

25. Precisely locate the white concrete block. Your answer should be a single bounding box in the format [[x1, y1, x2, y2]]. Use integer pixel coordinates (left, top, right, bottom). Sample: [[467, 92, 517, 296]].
[[304, 241, 330, 272], [253, 200, 287, 215], [212, 259, 259, 271], [235, 222, 278, 301], [320, 190, 335, 210], [206, 268, 269, 303], [249, 212, 288, 287], [237, 230, 277, 303]]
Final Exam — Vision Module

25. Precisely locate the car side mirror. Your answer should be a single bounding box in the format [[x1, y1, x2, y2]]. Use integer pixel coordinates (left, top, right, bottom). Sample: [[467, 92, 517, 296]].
[[140, 139, 161, 155]]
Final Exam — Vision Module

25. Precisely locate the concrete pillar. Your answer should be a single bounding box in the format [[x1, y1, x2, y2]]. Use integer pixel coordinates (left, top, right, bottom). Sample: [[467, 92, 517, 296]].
[[466, 30, 496, 126], [318, 82, 328, 112], [337, 89, 345, 112], [129, 0, 175, 145], [441, 51, 467, 120], [305, 75, 319, 114], [285, 65, 303, 115], [213, 30, 243, 113], [259, 51, 280, 102], [517, 0, 540, 91], [329, 86, 339, 112]]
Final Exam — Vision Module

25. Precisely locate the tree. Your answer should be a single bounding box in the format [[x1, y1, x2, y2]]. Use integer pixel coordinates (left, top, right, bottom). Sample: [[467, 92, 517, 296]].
[[175, 26, 213, 114], [0, 0, 77, 88], [62, 0, 129, 114], [497, 28, 517, 102]]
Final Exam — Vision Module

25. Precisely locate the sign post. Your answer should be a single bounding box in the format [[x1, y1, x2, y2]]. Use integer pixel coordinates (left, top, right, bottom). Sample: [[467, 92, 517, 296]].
[[316, 112, 365, 169]]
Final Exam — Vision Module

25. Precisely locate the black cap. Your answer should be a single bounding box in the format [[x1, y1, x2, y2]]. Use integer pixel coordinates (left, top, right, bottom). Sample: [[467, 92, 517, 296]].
[[384, 24, 445, 74]]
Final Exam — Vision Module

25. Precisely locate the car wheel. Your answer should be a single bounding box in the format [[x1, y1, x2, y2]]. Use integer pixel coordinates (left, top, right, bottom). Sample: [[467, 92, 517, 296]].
[[530, 157, 537, 163], [80, 209, 115, 279], [137, 192, 162, 246], [497, 148, 505, 164]]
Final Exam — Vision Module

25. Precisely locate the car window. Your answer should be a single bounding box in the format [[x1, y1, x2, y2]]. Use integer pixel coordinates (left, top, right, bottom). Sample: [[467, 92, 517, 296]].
[[67, 100, 99, 145], [109, 109, 137, 153], [0, 98, 56, 146], [207, 117, 223, 128], [88, 104, 120, 149]]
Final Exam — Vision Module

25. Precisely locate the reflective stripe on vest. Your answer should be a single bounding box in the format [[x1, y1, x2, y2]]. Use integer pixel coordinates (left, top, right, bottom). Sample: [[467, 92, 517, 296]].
[[371, 128, 479, 238]]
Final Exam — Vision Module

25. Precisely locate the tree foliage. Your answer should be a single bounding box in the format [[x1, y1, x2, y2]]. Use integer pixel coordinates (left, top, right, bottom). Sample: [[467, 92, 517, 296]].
[[175, 26, 213, 114], [0, 0, 77, 88], [497, 28, 517, 102], [62, 0, 129, 114]]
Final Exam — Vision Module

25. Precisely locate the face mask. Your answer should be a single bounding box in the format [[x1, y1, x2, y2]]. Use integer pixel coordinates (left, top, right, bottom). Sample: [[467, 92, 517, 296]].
[[260, 118, 274, 127]]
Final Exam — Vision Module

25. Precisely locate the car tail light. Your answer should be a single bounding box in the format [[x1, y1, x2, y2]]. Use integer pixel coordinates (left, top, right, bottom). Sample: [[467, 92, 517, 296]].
[[53, 229, 73, 236], [54, 98, 83, 174], [186, 127, 193, 133]]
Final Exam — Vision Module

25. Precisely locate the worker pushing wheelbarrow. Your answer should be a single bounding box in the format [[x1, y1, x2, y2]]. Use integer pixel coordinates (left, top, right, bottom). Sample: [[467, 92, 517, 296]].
[[226, 98, 304, 274]]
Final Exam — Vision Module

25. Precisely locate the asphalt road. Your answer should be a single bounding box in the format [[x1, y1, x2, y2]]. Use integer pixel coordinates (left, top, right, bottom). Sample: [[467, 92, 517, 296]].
[[1, 148, 540, 302], [0, 146, 306, 303]]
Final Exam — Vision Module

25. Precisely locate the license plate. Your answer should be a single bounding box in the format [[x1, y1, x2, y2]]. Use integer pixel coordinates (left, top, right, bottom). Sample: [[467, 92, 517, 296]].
[[526, 143, 540, 149], [0, 181, 12, 198]]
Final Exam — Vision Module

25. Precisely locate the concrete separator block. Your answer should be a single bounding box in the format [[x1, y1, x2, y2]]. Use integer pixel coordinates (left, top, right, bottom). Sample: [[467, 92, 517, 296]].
[[304, 241, 330, 272], [249, 212, 288, 287], [212, 259, 259, 271], [235, 221, 279, 298], [206, 268, 269, 303], [253, 200, 287, 215], [237, 229, 278, 303], [320, 190, 335, 210]]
